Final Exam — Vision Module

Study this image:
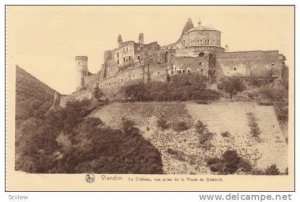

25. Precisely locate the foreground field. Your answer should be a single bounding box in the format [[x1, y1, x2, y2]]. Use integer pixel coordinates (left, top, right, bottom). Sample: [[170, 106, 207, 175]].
[[91, 101, 288, 174]]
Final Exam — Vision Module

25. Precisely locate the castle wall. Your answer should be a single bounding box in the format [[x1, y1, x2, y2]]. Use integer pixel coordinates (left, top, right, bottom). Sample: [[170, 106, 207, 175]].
[[60, 91, 93, 107], [216, 50, 284, 78], [170, 56, 210, 77]]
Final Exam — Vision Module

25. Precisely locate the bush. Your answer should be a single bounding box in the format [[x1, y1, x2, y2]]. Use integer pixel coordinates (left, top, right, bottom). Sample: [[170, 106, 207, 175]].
[[221, 131, 230, 137], [194, 120, 207, 134], [217, 76, 246, 99], [222, 150, 240, 174], [121, 74, 220, 102], [173, 121, 190, 132], [207, 150, 252, 174], [16, 100, 164, 174], [157, 117, 169, 130], [259, 81, 288, 102], [265, 164, 280, 175], [247, 112, 261, 138]]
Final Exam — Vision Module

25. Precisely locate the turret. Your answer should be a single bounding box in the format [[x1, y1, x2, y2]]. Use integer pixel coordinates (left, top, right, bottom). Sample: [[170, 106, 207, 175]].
[[139, 33, 144, 47], [118, 34, 123, 47], [181, 18, 194, 35], [75, 56, 88, 89]]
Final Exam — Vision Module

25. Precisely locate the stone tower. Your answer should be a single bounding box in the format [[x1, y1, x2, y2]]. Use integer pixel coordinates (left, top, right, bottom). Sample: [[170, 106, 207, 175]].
[[118, 34, 123, 47], [181, 18, 194, 35], [139, 33, 144, 47], [75, 56, 88, 90]]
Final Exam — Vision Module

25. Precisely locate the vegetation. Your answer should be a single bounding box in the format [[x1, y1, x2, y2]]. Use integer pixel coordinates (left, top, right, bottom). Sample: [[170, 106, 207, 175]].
[[157, 116, 169, 130], [121, 74, 220, 101], [16, 100, 163, 174], [16, 66, 54, 121], [221, 131, 230, 137], [265, 164, 280, 175], [206, 150, 252, 174], [217, 76, 246, 99], [173, 121, 190, 132], [93, 85, 104, 99], [194, 120, 213, 145], [247, 112, 261, 138]]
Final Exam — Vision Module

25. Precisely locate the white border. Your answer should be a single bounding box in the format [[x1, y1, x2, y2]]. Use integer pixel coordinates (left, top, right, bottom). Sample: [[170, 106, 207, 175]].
[[0, 0, 298, 202]]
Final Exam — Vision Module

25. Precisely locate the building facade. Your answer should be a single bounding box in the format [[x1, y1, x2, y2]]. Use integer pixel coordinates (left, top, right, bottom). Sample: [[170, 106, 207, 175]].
[[76, 18, 287, 96]]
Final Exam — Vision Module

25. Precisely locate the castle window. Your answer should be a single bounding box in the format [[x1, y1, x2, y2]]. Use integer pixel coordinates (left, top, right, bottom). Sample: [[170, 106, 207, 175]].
[[178, 70, 182, 74], [183, 70, 185, 73], [201, 69, 203, 75], [123, 58, 125, 62], [117, 60, 119, 65], [234, 67, 237, 71], [129, 56, 131, 61], [199, 62, 203, 65], [199, 52, 205, 57], [271, 63, 275, 66], [137, 56, 140, 61], [117, 53, 119, 58]]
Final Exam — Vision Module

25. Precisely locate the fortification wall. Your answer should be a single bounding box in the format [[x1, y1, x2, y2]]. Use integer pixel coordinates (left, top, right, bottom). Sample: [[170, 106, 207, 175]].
[[170, 56, 210, 76], [60, 90, 93, 107], [216, 50, 283, 78]]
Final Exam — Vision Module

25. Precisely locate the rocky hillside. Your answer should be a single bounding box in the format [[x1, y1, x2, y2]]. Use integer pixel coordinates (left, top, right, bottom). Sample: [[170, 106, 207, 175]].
[[91, 101, 288, 174], [16, 65, 54, 121]]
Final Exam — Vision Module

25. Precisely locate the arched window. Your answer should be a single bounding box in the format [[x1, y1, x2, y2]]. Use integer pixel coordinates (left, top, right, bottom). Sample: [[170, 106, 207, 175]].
[[199, 52, 205, 57]]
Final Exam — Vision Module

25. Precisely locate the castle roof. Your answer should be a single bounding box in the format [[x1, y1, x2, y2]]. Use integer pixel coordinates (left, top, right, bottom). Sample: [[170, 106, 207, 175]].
[[186, 19, 217, 33], [181, 18, 194, 35]]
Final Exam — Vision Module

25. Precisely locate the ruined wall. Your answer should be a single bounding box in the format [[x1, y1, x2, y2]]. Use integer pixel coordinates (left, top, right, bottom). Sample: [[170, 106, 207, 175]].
[[170, 56, 210, 77], [60, 90, 93, 107], [216, 50, 284, 78]]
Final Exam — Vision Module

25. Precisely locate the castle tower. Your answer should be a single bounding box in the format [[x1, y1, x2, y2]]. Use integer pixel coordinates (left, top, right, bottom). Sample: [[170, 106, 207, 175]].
[[139, 33, 144, 47], [75, 56, 88, 89], [181, 18, 194, 35], [118, 34, 123, 47]]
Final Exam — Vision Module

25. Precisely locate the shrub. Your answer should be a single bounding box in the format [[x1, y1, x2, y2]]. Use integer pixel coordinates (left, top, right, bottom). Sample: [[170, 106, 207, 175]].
[[259, 81, 288, 102], [247, 112, 261, 138], [199, 132, 213, 144], [222, 150, 240, 174], [265, 164, 280, 175], [194, 120, 207, 134], [173, 121, 190, 132], [93, 85, 104, 99], [167, 148, 186, 161], [16, 100, 164, 174], [157, 117, 169, 130], [217, 76, 246, 99], [221, 131, 230, 137], [207, 150, 252, 174], [121, 73, 220, 102]]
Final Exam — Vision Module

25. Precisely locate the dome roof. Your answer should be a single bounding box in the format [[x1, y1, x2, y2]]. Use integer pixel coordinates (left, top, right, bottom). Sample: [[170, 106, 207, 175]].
[[186, 20, 216, 32]]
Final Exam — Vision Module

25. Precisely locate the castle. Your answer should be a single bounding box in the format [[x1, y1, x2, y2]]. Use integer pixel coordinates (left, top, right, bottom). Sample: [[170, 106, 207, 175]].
[[74, 18, 287, 98]]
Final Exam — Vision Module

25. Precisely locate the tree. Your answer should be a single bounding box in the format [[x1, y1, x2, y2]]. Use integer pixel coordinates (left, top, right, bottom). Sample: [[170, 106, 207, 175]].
[[218, 76, 246, 99], [265, 164, 280, 175], [93, 85, 104, 99]]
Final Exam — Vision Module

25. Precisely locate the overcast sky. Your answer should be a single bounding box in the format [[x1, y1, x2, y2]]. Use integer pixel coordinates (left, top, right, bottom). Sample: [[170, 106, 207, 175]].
[[8, 6, 294, 94]]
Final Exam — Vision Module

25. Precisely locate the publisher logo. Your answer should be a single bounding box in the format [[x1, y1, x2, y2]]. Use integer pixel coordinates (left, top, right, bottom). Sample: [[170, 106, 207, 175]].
[[85, 173, 95, 183]]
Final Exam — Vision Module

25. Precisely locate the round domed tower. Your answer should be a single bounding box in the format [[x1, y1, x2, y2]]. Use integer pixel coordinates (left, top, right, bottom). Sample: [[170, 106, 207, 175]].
[[181, 19, 224, 55]]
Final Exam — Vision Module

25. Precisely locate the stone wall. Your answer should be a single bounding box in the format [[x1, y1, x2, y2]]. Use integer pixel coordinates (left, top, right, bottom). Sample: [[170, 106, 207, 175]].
[[216, 50, 284, 78], [60, 90, 93, 107]]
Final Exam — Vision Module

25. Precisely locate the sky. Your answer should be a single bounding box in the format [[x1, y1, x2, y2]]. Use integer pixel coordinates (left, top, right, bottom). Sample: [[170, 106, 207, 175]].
[[8, 6, 294, 94]]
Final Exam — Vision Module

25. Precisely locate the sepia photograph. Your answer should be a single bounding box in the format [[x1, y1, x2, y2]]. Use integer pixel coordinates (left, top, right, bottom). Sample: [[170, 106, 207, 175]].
[[6, 5, 294, 191]]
